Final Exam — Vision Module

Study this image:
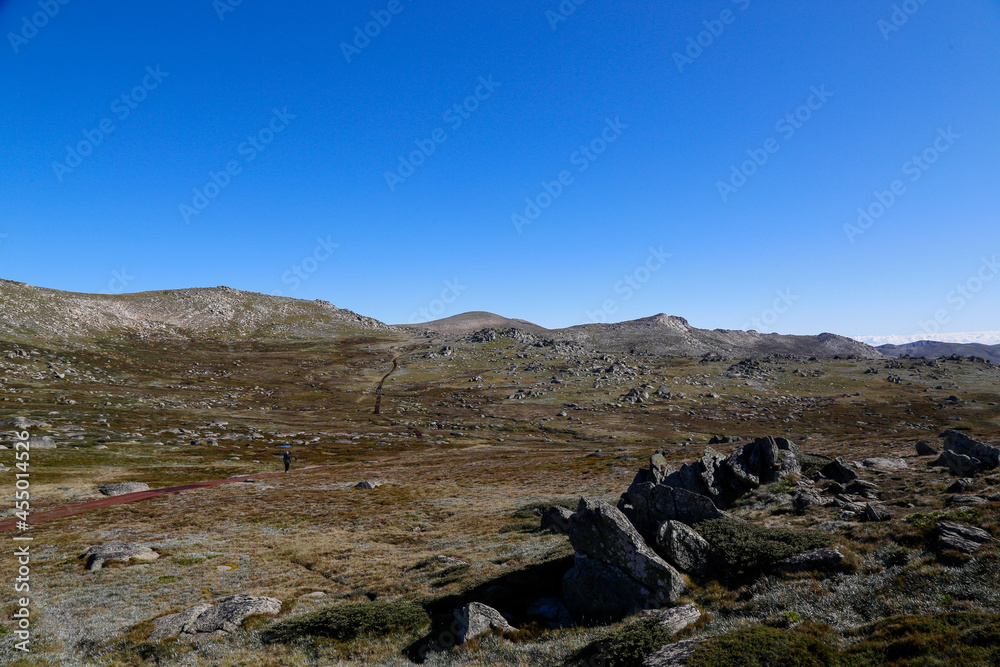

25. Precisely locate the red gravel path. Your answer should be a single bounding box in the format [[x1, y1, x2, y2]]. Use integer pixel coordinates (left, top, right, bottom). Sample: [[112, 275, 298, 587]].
[[0, 466, 333, 533]]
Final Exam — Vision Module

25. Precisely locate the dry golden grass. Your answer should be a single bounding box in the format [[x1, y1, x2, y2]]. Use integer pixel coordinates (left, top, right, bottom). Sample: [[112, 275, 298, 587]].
[[2, 330, 999, 664]]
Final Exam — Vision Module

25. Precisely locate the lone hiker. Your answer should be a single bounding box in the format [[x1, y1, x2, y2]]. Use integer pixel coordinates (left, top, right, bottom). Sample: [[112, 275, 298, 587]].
[[282, 451, 291, 473]]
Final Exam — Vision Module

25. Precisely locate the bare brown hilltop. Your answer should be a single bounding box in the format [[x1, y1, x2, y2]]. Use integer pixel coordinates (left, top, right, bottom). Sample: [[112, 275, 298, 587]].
[[0, 280, 387, 345]]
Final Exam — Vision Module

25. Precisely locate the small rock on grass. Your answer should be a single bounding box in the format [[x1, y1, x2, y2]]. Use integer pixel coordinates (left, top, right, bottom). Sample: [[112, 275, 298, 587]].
[[860, 503, 891, 522], [454, 602, 515, 644], [98, 482, 150, 496], [80, 542, 159, 571], [937, 521, 996, 554], [639, 603, 702, 635], [642, 637, 708, 667]]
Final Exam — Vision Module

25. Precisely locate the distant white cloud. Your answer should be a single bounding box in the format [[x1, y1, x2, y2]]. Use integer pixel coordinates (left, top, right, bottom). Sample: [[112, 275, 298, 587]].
[[854, 332, 1000, 346]]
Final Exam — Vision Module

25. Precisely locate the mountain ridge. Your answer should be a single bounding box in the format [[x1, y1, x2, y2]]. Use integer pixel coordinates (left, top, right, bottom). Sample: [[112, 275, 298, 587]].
[[0, 281, 883, 358]]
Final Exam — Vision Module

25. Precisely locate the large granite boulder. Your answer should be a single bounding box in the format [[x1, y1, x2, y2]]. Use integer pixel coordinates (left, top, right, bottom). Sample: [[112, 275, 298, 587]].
[[819, 458, 858, 483], [620, 483, 726, 541], [540, 505, 574, 534], [563, 499, 686, 622], [941, 429, 999, 468], [27, 436, 57, 450], [563, 555, 656, 624]]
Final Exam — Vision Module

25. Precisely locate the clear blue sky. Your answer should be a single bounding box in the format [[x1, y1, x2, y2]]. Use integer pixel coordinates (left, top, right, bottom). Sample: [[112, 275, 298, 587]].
[[2, 0, 998, 337]]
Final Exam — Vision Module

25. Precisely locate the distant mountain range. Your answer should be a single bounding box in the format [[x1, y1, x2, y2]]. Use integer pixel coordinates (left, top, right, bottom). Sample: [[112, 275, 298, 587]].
[[856, 332, 1000, 346], [877, 340, 1000, 364], [17, 280, 1000, 361]]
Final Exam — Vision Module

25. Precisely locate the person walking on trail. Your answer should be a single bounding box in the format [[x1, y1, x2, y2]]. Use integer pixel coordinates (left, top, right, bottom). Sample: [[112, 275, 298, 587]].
[[282, 451, 291, 473]]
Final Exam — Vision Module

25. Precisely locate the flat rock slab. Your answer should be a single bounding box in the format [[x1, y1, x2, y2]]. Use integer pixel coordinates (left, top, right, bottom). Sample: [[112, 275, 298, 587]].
[[640, 603, 701, 635], [951, 495, 988, 505], [98, 482, 150, 496], [80, 542, 159, 571], [642, 637, 708, 667], [855, 457, 907, 470], [151, 594, 281, 640], [937, 521, 996, 554]]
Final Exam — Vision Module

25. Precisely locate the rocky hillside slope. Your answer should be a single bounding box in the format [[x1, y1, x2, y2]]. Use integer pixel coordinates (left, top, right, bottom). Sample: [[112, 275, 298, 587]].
[[557, 314, 884, 359], [0, 280, 387, 344]]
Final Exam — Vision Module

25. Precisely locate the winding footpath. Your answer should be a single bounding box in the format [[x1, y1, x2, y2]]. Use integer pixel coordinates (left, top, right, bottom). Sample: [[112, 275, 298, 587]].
[[0, 337, 445, 533]]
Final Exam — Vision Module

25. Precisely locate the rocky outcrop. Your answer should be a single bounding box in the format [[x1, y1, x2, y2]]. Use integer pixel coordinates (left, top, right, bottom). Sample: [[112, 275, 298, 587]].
[[931, 430, 1000, 476], [855, 457, 907, 470], [150, 594, 281, 640], [80, 542, 159, 571], [859, 503, 891, 522], [619, 437, 799, 540], [453, 602, 515, 644], [620, 482, 727, 540], [563, 499, 686, 622]]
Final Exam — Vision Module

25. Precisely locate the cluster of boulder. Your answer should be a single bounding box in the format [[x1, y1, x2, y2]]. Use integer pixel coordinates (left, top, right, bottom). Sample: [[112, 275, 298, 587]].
[[619, 436, 799, 537], [930, 429, 1000, 476], [546, 436, 807, 623]]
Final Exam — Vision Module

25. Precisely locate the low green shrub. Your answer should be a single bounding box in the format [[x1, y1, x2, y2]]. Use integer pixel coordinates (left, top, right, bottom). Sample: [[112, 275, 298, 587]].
[[575, 616, 678, 667], [695, 518, 833, 578], [842, 612, 1000, 665], [687, 624, 839, 667], [261, 601, 429, 644], [799, 453, 834, 476]]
